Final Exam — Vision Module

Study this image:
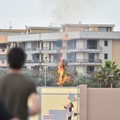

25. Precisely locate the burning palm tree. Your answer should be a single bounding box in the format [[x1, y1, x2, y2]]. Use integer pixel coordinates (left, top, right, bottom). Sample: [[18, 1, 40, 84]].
[[57, 49, 70, 86]]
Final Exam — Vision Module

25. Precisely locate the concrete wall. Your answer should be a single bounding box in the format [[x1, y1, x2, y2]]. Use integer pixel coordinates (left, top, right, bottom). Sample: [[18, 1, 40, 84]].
[[99, 39, 112, 65], [8, 34, 40, 42], [80, 85, 120, 120]]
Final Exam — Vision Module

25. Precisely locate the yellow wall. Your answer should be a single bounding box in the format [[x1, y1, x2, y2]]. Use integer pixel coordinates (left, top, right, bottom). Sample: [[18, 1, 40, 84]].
[[112, 40, 120, 68], [30, 87, 78, 120], [65, 26, 85, 32], [29, 29, 59, 33], [89, 26, 98, 31], [0, 36, 7, 43], [64, 26, 98, 32]]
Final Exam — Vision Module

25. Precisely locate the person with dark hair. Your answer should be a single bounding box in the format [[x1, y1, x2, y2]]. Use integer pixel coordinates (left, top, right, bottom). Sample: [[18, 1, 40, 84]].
[[7, 47, 26, 69], [64, 102, 74, 120], [0, 47, 40, 120]]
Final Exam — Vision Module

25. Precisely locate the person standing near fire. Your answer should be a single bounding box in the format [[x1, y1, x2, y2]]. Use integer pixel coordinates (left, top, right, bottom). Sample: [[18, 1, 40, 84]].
[[64, 102, 74, 120]]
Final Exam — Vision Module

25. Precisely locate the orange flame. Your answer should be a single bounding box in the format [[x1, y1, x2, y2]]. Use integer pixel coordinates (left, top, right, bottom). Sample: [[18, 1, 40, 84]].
[[57, 60, 70, 86]]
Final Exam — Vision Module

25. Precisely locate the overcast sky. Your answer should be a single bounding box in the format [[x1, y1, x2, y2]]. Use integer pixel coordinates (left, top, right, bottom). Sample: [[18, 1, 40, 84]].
[[0, 0, 120, 30]]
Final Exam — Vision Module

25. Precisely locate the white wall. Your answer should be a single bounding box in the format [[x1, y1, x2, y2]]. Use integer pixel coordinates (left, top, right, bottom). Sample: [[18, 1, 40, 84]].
[[76, 39, 84, 49], [99, 39, 112, 65], [76, 66, 85, 73], [41, 32, 80, 40], [76, 53, 84, 59], [8, 34, 40, 42]]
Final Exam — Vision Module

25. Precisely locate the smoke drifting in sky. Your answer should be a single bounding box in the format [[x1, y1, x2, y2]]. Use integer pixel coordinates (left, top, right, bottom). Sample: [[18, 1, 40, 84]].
[[0, 0, 120, 30]]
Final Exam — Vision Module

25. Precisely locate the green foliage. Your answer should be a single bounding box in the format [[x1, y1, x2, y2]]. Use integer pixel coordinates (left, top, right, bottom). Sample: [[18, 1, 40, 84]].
[[22, 68, 57, 86], [1, 60, 120, 88], [73, 74, 99, 87], [96, 60, 120, 88]]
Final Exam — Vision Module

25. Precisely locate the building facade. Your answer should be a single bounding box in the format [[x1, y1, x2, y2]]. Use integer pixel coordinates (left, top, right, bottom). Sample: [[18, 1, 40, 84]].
[[0, 26, 60, 68], [7, 24, 120, 74], [0, 36, 8, 68]]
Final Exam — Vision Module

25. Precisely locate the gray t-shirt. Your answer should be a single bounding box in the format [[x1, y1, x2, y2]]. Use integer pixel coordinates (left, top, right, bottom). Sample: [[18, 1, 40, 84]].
[[0, 73, 37, 120]]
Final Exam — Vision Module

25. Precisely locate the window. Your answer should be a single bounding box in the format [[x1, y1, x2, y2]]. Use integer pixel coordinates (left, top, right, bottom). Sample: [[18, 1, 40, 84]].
[[104, 40, 108, 46], [98, 27, 112, 32], [87, 66, 94, 74], [53, 40, 62, 49], [87, 40, 97, 49], [88, 53, 94, 62], [53, 54, 59, 63], [49, 42, 52, 50], [67, 39, 76, 49], [49, 54, 51, 62], [32, 54, 39, 62], [67, 53, 76, 62], [104, 53, 108, 59], [107, 27, 112, 31], [0, 55, 7, 62]]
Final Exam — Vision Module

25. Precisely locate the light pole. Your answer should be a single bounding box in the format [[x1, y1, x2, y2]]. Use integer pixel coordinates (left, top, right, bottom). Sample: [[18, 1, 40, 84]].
[[44, 57, 47, 87], [108, 74, 114, 88], [98, 78, 103, 88]]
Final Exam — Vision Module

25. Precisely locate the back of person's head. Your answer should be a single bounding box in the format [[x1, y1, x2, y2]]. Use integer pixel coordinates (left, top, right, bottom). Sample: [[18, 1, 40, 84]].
[[7, 47, 26, 69]]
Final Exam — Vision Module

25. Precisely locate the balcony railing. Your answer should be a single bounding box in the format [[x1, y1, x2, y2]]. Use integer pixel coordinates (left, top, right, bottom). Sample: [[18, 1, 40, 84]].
[[40, 46, 102, 53], [24, 48, 41, 52], [26, 59, 102, 66], [0, 48, 8, 55], [0, 60, 7, 67], [23, 46, 102, 54], [26, 60, 40, 63], [66, 59, 102, 64]]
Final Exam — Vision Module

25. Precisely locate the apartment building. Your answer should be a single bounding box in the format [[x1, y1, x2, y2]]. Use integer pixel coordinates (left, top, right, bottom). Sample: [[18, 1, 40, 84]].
[[7, 24, 120, 74], [0, 26, 60, 68], [0, 36, 8, 68], [0, 28, 27, 68]]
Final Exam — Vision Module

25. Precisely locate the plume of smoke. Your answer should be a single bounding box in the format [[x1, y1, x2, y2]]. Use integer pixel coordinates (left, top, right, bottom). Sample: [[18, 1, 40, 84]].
[[51, 0, 97, 25]]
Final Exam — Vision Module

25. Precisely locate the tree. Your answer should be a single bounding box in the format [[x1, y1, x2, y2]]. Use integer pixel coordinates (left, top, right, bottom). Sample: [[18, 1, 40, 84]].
[[73, 74, 99, 87], [22, 68, 57, 86], [96, 60, 120, 88]]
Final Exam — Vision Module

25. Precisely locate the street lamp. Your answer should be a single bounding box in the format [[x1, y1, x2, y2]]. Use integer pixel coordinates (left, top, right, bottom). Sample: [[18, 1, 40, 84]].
[[44, 57, 48, 87], [98, 78, 103, 88], [108, 74, 114, 88]]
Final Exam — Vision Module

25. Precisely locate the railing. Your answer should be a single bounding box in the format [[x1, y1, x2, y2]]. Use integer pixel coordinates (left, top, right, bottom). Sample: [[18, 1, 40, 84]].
[[40, 46, 102, 52], [0, 48, 8, 54], [24, 48, 41, 51], [26, 60, 40, 64], [26, 59, 102, 65], [0, 60, 7, 67], [23, 46, 102, 54], [66, 59, 102, 63]]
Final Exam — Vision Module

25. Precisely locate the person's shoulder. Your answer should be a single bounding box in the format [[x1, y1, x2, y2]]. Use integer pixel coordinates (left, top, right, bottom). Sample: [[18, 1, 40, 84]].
[[0, 74, 9, 81], [21, 74, 35, 85]]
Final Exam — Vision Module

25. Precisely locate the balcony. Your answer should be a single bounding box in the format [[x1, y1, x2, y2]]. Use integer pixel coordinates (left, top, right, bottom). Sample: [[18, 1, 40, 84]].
[[24, 48, 41, 54], [25, 59, 58, 66], [25, 60, 40, 66], [41, 59, 58, 66], [0, 60, 8, 67], [67, 59, 102, 65], [63, 46, 102, 53], [0, 48, 8, 55], [40, 46, 102, 54], [41, 47, 58, 54], [25, 59, 102, 67], [40, 59, 102, 66]]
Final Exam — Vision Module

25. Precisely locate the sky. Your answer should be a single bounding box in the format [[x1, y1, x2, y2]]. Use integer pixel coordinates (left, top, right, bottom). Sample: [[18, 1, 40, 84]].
[[0, 0, 120, 30]]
